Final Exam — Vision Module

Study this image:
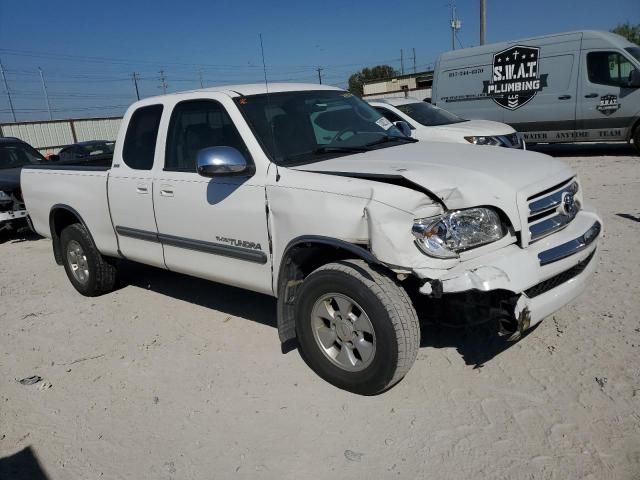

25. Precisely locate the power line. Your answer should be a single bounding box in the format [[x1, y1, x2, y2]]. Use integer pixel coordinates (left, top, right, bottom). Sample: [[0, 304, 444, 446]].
[[0, 59, 17, 122]]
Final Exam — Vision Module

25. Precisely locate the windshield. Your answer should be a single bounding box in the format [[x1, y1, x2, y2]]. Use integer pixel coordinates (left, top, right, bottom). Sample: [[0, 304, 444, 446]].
[[625, 47, 640, 63], [395, 102, 467, 126], [0, 142, 45, 169], [234, 90, 410, 165]]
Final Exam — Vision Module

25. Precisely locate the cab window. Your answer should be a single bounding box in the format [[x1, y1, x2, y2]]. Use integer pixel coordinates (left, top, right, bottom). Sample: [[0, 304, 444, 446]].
[[122, 105, 163, 170], [587, 51, 634, 87], [165, 100, 249, 172]]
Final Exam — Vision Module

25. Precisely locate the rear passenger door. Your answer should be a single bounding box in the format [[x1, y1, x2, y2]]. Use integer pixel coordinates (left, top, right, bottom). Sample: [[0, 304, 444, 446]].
[[152, 96, 272, 295], [108, 104, 166, 269]]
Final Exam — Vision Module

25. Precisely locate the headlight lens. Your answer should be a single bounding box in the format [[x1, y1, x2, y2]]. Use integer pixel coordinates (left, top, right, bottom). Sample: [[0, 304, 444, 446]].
[[412, 207, 506, 258], [0, 191, 11, 202], [464, 135, 502, 146]]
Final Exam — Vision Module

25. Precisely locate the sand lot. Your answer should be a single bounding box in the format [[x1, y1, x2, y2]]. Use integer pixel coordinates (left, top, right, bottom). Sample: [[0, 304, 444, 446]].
[[1, 144, 639, 479]]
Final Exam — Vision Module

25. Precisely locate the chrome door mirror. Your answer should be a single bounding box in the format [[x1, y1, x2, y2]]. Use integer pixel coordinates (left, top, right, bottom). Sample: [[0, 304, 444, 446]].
[[196, 146, 252, 177], [394, 121, 412, 137]]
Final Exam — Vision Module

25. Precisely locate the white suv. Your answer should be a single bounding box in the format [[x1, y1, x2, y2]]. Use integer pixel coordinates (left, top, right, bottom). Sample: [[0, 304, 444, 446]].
[[368, 97, 524, 148]]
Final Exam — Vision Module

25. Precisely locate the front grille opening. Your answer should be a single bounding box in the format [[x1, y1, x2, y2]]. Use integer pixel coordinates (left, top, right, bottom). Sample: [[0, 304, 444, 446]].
[[524, 250, 595, 298]]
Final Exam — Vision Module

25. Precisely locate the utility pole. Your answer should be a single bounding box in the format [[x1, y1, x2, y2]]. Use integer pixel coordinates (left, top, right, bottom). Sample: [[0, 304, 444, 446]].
[[450, 5, 462, 50], [412, 48, 417, 74], [198, 68, 204, 88], [480, 0, 486, 45], [316, 67, 323, 84], [400, 49, 405, 75], [38, 67, 53, 120], [0, 59, 16, 122], [132, 72, 140, 100], [159, 70, 168, 94]]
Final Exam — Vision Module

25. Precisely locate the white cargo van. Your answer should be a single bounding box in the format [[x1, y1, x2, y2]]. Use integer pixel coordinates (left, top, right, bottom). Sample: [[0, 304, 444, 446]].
[[432, 31, 640, 151]]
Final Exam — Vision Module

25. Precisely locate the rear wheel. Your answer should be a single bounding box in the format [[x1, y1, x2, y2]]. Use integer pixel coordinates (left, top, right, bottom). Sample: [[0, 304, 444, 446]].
[[60, 223, 117, 296], [633, 125, 640, 154], [295, 259, 420, 395]]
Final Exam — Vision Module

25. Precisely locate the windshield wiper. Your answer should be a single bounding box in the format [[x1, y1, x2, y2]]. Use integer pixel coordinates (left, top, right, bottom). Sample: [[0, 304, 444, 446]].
[[365, 135, 419, 147], [314, 145, 370, 154]]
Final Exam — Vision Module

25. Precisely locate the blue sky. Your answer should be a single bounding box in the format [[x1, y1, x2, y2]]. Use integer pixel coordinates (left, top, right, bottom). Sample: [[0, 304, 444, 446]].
[[0, 0, 638, 122]]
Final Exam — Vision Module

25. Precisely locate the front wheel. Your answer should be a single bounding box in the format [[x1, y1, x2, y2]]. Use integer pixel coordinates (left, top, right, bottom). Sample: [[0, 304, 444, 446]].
[[295, 259, 420, 395], [60, 223, 117, 296]]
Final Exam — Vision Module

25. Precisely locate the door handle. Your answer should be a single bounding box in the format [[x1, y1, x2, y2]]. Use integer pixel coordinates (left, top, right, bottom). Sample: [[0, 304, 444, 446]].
[[558, 95, 572, 100], [584, 93, 598, 98], [136, 184, 148, 194], [159, 185, 174, 197]]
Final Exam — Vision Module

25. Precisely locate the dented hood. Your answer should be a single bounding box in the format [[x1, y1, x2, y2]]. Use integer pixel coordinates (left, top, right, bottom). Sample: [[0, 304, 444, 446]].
[[292, 141, 574, 230]]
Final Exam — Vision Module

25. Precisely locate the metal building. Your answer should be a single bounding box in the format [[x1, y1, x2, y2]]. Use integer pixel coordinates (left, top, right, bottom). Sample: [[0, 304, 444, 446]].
[[363, 71, 434, 101]]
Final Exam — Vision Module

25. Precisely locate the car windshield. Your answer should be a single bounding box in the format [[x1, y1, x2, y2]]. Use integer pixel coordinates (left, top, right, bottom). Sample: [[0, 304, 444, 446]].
[[625, 47, 640, 63], [0, 142, 45, 169], [395, 102, 467, 126], [234, 90, 411, 166], [79, 142, 114, 156]]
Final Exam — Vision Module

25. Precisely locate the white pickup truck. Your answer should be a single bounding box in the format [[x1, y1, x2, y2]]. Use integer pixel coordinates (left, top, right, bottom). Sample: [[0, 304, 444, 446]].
[[22, 83, 602, 394]]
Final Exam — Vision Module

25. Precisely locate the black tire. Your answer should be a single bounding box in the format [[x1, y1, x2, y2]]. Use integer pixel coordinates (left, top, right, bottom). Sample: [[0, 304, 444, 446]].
[[633, 126, 640, 154], [59, 223, 117, 296], [295, 259, 420, 395]]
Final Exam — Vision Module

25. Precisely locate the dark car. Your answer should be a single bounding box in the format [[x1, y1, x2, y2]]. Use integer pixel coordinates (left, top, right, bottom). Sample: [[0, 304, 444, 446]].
[[0, 137, 46, 233], [57, 140, 115, 162]]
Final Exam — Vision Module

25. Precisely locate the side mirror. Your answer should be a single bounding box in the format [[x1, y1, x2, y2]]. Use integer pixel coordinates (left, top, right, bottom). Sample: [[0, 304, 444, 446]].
[[628, 69, 640, 88], [196, 146, 252, 177], [394, 121, 412, 137]]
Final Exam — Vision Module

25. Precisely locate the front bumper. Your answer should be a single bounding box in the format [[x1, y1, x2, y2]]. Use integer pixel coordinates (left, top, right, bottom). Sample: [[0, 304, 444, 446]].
[[414, 210, 602, 328]]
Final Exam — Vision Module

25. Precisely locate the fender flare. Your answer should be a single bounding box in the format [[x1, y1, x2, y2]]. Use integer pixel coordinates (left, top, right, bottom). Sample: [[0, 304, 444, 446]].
[[275, 235, 382, 347], [49, 204, 96, 265]]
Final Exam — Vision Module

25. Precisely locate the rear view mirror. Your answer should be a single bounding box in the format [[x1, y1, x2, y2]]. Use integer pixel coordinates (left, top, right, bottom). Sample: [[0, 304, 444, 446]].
[[628, 69, 640, 88], [196, 146, 253, 177], [394, 121, 412, 137]]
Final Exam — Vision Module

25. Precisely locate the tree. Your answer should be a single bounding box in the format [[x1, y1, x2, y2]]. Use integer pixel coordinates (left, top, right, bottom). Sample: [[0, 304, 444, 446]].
[[611, 22, 640, 45], [348, 65, 398, 97]]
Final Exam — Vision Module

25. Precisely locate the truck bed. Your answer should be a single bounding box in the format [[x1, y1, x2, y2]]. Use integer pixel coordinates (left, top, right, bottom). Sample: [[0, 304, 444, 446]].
[[21, 161, 120, 257]]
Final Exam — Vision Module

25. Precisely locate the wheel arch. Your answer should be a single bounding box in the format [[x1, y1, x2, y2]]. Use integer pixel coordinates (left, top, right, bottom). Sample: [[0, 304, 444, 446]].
[[276, 235, 387, 347], [49, 204, 95, 265]]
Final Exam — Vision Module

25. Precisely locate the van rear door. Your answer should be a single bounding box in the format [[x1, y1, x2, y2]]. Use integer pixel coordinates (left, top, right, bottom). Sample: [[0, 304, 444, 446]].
[[577, 48, 640, 141]]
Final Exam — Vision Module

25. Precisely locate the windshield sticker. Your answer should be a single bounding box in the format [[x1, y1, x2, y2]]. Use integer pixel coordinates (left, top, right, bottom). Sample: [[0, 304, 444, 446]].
[[596, 95, 621, 116], [482, 45, 548, 110], [376, 116, 393, 130]]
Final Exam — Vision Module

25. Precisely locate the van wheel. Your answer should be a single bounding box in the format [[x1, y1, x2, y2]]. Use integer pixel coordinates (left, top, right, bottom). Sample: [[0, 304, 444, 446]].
[[633, 126, 640, 154], [295, 259, 420, 395], [60, 223, 117, 296]]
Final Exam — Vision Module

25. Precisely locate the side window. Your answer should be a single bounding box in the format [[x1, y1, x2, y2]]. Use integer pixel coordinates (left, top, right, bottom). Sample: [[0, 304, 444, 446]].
[[587, 51, 634, 87], [165, 100, 249, 172], [374, 107, 403, 124], [122, 104, 163, 170]]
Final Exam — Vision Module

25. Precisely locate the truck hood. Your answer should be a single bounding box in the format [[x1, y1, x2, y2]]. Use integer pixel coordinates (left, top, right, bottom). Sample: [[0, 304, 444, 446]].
[[429, 119, 515, 136], [0, 167, 21, 193], [291, 141, 574, 230]]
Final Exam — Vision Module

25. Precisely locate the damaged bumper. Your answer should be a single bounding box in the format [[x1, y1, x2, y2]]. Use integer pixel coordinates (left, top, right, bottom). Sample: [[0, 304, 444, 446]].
[[0, 208, 28, 225], [414, 210, 602, 329]]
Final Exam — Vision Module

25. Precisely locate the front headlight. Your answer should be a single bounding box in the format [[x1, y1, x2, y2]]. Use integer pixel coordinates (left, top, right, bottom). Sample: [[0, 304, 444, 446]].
[[464, 135, 502, 146], [0, 191, 11, 202], [412, 207, 506, 259]]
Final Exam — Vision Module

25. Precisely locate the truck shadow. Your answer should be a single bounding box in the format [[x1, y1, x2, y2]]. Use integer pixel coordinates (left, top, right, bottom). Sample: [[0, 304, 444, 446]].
[[420, 322, 539, 368], [0, 446, 50, 480], [118, 261, 278, 330], [529, 142, 636, 157], [0, 228, 41, 245]]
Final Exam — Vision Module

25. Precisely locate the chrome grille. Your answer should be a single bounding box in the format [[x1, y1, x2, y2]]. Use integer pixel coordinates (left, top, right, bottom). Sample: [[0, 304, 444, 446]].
[[527, 178, 579, 243]]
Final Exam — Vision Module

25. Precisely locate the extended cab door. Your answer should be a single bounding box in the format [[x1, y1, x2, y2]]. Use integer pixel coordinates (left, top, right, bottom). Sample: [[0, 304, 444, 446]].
[[578, 49, 640, 140], [108, 104, 166, 268], [152, 95, 272, 295]]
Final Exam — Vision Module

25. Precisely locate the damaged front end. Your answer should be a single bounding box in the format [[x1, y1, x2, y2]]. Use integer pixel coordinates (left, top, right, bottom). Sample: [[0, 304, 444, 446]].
[[0, 190, 29, 234]]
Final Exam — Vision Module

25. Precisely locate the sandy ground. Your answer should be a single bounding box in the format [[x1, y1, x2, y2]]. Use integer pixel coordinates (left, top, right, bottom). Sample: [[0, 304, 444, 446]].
[[1, 143, 639, 480]]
